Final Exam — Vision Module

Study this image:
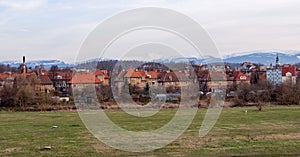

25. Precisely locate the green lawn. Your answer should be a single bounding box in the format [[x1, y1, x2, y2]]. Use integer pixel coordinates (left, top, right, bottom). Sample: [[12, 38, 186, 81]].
[[1, 107, 300, 156]]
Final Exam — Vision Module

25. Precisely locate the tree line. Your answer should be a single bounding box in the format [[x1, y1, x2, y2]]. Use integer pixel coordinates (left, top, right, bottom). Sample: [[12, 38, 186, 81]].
[[232, 81, 300, 106]]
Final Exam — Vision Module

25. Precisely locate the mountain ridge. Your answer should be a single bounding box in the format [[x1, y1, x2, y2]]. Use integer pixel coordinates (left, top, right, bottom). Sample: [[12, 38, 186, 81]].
[[1, 50, 300, 68]]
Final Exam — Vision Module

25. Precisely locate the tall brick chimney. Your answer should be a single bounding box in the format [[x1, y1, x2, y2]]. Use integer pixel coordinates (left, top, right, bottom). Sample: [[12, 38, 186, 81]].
[[22, 56, 26, 75]]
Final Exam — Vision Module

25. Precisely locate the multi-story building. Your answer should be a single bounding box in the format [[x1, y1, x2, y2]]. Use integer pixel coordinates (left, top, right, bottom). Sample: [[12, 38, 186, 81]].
[[124, 68, 147, 88], [95, 70, 110, 86], [282, 64, 296, 85], [266, 68, 282, 85], [37, 74, 54, 93], [266, 55, 282, 85], [69, 72, 102, 89]]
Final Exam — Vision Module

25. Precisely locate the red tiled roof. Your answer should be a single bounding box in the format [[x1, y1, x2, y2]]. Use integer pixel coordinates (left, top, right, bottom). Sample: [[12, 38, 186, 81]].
[[58, 72, 72, 79], [69, 72, 101, 84], [0, 73, 9, 80], [233, 72, 250, 81], [132, 70, 145, 78], [145, 72, 160, 79], [95, 70, 109, 79], [282, 64, 296, 76], [124, 68, 145, 78]]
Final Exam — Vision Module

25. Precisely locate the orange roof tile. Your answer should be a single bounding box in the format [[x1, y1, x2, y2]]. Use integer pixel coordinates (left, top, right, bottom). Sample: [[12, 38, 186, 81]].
[[95, 70, 109, 79], [69, 72, 101, 84], [234, 72, 250, 81], [124, 68, 145, 78], [145, 72, 160, 79], [0, 73, 9, 80]]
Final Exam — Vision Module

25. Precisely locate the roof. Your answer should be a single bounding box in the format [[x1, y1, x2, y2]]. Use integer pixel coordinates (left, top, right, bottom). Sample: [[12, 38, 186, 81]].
[[124, 68, 145, 78], [159, 72, 177, 82], [233, 72, 250, 81], [114, 70, 127, 81], [145, 72, 160, 79], [124, 68, 134, 78], [95, 70, 109, 79], [48, 72, 72, 80], [69, 72, 101, 84], [208, 72, 227, 81], [38, 75, 53, 85], [282, 64, 296, 76], [132, 70, 145, 78], [58, 72, 72, 79], [159, 72, 187, 82], [0, 73, 9, 81]]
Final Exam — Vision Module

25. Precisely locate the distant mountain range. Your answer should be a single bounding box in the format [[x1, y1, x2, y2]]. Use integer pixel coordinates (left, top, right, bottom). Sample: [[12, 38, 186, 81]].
[[1, 50, 300, 68], [223, 50, 300, 65], [155, 50, 300, 65], [0, 60, 73, 69]]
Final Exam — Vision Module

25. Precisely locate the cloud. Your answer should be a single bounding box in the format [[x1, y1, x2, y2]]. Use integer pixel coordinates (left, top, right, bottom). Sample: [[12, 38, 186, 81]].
[[1, 0, 300, 62], [0, 0, 46, 10]]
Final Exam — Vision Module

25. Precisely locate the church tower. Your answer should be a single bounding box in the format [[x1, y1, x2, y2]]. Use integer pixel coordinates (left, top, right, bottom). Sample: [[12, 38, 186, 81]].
[[275, 54, 280, 68]]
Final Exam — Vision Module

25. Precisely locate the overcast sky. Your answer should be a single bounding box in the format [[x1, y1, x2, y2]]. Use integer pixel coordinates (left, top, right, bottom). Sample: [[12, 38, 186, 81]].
[[1, 0, 300, 62]]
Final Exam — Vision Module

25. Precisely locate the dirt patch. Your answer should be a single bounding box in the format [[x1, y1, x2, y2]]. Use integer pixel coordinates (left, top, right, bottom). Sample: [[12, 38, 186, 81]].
[[92, 142, 111, 154], [258, 133, 300, 140], [1, 147, 21, 153]]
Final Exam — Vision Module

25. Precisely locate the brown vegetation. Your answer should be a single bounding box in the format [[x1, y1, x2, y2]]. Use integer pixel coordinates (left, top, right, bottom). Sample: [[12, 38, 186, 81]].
[[232, 81, 300, 107]]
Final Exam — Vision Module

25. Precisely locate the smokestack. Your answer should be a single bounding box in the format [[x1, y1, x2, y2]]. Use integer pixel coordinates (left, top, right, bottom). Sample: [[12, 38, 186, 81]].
[[22, 56, 26, 75]]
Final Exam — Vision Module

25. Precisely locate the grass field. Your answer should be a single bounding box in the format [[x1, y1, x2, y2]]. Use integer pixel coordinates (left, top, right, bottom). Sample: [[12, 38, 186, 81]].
[[1, 107, 300, 156]]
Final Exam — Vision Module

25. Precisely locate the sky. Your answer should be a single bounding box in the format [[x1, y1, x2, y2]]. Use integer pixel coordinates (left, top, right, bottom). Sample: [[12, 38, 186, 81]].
[[1, 0, 300, 63]]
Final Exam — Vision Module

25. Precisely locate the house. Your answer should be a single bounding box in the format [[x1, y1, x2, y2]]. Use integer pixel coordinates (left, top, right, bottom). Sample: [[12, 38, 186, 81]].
[[158, 71, 179, 87], [69, 72, 101, 104], [282, 64, 296, 85], [296, 68, 300, 82], [145, 71, 161, 86], [95, 69, 110, 86], [158, 71, 188, 87], [266, 68, 282, 85], [51, 72, 72, 96], [113, 70, 127, 95], [0, 73, 9, 90], [37, 75, 54, 93], [234, 71, 250, 84], [124, 68, 146, 88], [69, 72, 102, 89], [266, 55, 282, 85], [240, 62, 257, 72], [206, 71, 227, 92]]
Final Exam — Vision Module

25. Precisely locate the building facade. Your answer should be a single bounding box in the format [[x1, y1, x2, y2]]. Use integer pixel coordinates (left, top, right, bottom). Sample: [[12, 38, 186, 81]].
[[266, 68, 282, 85], [282, 64, 296, 85]]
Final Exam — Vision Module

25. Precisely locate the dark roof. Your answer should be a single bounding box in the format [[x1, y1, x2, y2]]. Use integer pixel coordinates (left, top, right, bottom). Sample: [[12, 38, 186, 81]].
[[38, 75, 53, 85]]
